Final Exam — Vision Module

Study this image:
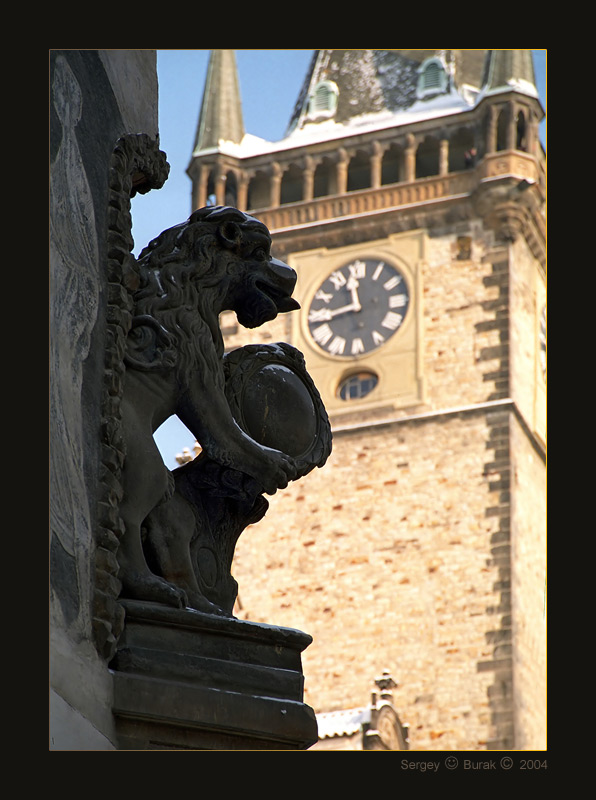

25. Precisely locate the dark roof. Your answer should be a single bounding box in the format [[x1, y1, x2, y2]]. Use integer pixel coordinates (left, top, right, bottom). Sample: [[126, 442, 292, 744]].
[[286, 50, 537, 135]]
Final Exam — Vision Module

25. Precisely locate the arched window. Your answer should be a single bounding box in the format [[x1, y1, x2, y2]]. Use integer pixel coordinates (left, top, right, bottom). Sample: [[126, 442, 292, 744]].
[[496, 108, 508, 151], [313, 157, 336, 198], [415, 136, 440, 178], [516, 110, 528, 151], [417, 58, 448, 99], [381, 144, 404, 185], [280, 163, 303, 205], [448, 127, 475, 172], [246, 170, 271, 211], [206, 168, 217, 206], [307, 81, 339, 120], [224, 171, 238, 207], [424, 62, 441, 89], [347, 151, 371, 192]]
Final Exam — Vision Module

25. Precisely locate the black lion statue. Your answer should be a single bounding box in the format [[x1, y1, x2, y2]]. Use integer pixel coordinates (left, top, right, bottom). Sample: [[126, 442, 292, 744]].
[[117, 206, 307, 609]]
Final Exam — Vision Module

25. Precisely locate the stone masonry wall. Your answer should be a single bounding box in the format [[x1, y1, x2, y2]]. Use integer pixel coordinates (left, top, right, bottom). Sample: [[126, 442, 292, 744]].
[[510, 416, 547, 750], [509, 235, 546, 442], [225, 220, 545, 750], [232, 408, 514, 750], [421, 224, 509, 413]]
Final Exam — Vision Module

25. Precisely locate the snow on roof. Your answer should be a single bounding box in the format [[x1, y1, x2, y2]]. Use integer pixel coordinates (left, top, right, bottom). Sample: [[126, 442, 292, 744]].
[[316, 706, 370, 739], [202, 50, 540, 161], [216, 90, 475, 160], [479, 76, 540, 101]]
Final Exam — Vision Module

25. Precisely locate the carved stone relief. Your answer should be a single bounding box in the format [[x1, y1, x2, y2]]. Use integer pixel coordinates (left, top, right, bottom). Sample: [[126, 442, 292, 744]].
[[50, 54, 101, 637]]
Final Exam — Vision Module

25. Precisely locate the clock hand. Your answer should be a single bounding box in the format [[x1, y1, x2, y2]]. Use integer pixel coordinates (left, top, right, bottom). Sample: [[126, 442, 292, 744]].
[[346, 276, 362, 311], [328, 302, 360, 317], [308, 303, 357, 322], [308, 278, 362, 322]]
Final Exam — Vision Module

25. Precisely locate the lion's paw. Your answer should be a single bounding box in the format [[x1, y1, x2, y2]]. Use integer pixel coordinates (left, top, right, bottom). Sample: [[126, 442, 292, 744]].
[[261, 450, 298, 494], [123, 572, 188, 609], [186, 592, 229, 617]]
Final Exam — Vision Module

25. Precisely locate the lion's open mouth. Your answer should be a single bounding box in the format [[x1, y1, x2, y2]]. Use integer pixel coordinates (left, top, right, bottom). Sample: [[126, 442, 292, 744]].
[[256, 280, 301, 313]]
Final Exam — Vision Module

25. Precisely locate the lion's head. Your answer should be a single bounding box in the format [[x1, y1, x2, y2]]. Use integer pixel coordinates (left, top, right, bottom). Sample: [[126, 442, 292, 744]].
[[135, 206, 299, 324], [129, 207, 300, 374], [194, 205, 300, 329]]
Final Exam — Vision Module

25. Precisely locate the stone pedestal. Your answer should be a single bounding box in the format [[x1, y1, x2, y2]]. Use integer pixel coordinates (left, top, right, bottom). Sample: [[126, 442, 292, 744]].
[[110, 600, 318, 750]]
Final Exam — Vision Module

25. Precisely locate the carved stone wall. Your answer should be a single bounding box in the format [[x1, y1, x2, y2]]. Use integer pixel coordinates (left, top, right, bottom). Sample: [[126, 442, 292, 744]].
[[50, 50, 162, 750]]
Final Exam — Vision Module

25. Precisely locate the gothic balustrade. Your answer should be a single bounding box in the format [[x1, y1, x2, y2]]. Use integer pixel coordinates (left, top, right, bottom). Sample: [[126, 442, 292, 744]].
[[251, 170, 476, 232], [249, 151, 542, 233]]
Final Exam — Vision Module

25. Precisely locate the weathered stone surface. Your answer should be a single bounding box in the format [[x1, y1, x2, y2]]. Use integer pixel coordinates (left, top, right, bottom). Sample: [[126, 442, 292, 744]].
[[111, 601, 318, 750], [50, 50, 161, 749]]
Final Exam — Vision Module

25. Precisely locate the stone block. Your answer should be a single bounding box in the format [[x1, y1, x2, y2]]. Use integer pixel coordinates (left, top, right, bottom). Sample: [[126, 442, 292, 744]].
[[110, 601, 318, 750]]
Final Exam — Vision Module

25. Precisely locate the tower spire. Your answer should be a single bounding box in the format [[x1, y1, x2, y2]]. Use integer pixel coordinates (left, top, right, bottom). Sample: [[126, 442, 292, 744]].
[[192, 49, 245, 155], [483, 49, 538, 97]]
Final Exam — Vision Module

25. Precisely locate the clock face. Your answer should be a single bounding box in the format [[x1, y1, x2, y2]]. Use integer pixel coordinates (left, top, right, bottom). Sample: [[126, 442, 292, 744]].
[[307, 258, 410, 357]]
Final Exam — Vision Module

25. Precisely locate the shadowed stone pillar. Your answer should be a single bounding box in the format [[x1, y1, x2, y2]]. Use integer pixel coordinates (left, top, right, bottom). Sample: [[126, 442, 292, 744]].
[[303, 156, 314, 202], [439, 138, 449, 175], [336, 148, 348, 195], [371, 142, 383, 188], [270, 163, 282, 208], [487, 106, 498, 154], [405, 135, 416, 182], [237, 173, 249, 211]]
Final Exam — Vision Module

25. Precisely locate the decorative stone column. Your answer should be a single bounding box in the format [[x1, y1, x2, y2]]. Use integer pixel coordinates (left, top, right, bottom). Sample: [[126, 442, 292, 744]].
[[439, 138, 449, 176], [527, 115, 538, 156], [506, 102, 516, 151], [237, 172, 249, 211], [215, 169, 227, 206], [303, 156, 314, 202], [270, 163, 282, 208], [486, 105, 498, 154], [370, 142, 383, 188], [405, 135, 416, 182], [336, 148, 348, 195], [192, 163, 209, 211]]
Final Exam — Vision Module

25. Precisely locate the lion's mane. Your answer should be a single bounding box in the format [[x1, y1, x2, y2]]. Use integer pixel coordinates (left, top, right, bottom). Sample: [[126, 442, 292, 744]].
[[131, 206, 265, 387]]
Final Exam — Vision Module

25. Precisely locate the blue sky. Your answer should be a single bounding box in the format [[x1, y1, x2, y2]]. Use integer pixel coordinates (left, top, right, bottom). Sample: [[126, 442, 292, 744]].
[[131, 49, 547, 469]]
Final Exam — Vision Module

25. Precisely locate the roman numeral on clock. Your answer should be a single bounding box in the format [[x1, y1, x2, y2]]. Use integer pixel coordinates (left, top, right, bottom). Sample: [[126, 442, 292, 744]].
[[389, 293, 407, 309], [348, 260, 366, 279], [351, 337, 365, 355], [383, 275, 401, 291], [312, 323, 333, 346], [315, 289, 333, 304], [372, 262, 385, 281], [382, 311, 403, 330], [328, 336, 346, 355], [329, 271, 347, 291]]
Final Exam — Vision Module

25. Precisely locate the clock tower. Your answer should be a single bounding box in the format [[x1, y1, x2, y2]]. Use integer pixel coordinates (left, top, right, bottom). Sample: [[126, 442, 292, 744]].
[[187, 50, 546, 750]]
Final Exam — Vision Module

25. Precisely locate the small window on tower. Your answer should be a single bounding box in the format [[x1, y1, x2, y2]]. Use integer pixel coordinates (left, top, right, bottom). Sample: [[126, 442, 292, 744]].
[[338, 371, 379, 401], [307, 81, 339, 120], [424, 62, 441, 89], [417, 58, 448, 99]]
